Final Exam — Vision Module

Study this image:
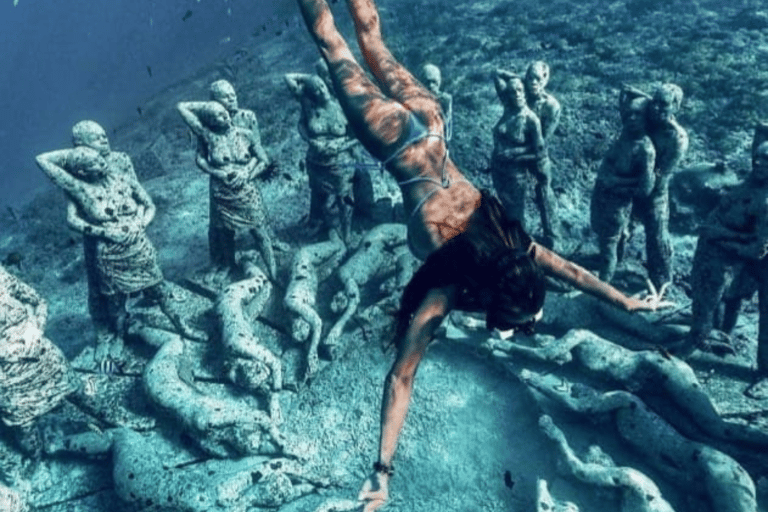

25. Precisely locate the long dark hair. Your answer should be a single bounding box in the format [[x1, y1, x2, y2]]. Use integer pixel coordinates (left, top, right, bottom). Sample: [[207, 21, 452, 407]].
[[393, 190, 546, 348]]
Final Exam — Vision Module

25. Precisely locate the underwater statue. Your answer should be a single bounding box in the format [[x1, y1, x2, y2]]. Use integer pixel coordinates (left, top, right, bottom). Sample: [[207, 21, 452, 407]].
[[590, 87, 656, 284], [491, 69, 561, 249], [644, 83, 689, 289], [217, 256, 284, 395], [524, 61, 561, 143], [47, 427, 327, 512], [420, 63, 453, 142], [284, 61, 363, 242], [0, 482, 28, 512], [326, 223, 411, 355], [536, 479, 579, 512], [295, 1, 670, 510], [484, 329, 768, 452], [676, 136, 768, 399], [284, 231, 347, 381], [35, 123, 202, 367], [0, 265, 73, 456], [177, 80, 284, 279], [538, 415, 675, 512], [142, 333, 285, 458], [521, 369, 757, 512]]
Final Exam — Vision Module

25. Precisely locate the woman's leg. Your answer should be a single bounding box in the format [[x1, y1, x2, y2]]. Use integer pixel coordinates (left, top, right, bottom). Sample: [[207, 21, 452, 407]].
[[346, 0, 428, 103], [297, 0, 408, 159]]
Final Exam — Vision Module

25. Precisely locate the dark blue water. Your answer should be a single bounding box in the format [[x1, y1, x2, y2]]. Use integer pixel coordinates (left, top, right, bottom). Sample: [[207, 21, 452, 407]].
[[0, 0, 294, 209]]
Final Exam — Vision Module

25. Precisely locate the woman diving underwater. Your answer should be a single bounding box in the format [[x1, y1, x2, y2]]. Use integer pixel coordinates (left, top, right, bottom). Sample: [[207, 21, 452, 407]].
[[295, 0, 671, 509]]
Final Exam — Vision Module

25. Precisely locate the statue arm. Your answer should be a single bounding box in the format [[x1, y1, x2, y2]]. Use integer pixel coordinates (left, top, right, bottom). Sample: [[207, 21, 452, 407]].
[[176, 101, 208, 137], [35, 149, 88, 199], [542, 99, 561, 141], [195, 153, 230, 180], [284, 73, 310, 97], [132, 180, 156, 227], [493, 69, 516, 99], [66, 201, 122, 243], [636, 139, 657, 196]]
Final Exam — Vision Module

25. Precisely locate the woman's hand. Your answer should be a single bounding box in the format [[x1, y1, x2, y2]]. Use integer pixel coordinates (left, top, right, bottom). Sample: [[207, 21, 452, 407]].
[[358, 471, 389, 512], [626, 280, 674, 312]]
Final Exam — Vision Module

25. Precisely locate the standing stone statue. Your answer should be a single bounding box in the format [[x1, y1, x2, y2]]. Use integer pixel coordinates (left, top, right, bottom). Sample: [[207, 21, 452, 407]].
[[284, 62, 362, 242], [490, 69, 560, 249], [420, 63, 453, 142], [523, 61, 561, 143], [676, 135, 768, 400], [0, 265, 73, 455], [590, 87, 656, 284], [643, 83, 689, 288], [178, 82, 285, 279], [36, 122, 202, 366]]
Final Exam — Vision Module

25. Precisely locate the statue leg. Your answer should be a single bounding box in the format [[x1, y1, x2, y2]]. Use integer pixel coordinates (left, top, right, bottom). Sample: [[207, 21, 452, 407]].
[[492, 165, 527, 228], [251, 226, 277, 280], [533, 158, 561, 249], [590, 188, 631, 283], [639, 185, 673, 290], [684, 241, 734, 354]]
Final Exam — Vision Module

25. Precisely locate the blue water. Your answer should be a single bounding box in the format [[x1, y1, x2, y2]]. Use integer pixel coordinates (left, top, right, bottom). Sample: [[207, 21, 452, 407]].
[[0, 0, 294, 209]]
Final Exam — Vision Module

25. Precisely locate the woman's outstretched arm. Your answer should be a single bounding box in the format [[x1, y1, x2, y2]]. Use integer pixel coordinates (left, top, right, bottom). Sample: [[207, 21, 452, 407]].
[[532, 243, 671, 312], [359, 285, 455, 512]]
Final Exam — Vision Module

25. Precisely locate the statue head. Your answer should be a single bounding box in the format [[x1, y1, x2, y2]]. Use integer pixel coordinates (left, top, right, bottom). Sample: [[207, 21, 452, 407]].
[[72, 120, 110, 156], [497, 73, 526, 110], [201, 101, 232, 132], [210, 79, 238, 113], [524, 61, 550, 98], [421, 63, 442, 95], [306, 75, 331, 103], [291, 317, 311, 343], [649, 83, 683, 124], [619, 92, 649, 137], [67, 146, 108, 179]]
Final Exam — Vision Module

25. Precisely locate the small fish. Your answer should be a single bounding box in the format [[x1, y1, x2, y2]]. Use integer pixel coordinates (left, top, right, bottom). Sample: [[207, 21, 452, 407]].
[[87, 422, 103, 434], [6, 206, 17, 221], [281, 173, 293, 181], [98, 357, 122, 376], [275, 29, 283, 37], [83, 376, 98, 397], [136, 106, 143, 116], [503, 470, 514, 489], [146, 65, 152, 77], [182, 9, 193, 21], [219, 36, 231, 45]]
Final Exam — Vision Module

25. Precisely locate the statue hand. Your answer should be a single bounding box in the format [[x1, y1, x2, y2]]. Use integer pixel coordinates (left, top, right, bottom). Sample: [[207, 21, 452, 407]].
[[358, 472, 389, 512], [224, 167, 250, 188], [628, 279, 675, 312]]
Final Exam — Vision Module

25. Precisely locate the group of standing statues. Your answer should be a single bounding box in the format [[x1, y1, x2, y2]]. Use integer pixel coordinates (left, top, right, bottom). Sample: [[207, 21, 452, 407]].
[[2, 0, 768, 510]]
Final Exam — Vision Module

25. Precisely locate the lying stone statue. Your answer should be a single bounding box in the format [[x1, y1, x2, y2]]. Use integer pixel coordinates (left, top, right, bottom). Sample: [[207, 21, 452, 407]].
[[521, 368, 757, 512], [217, 258, 283, 395], [143, 334, 284, 458], [538, 414, 675, 512], [284, 232, 346, 380], [326, 223, 412, 354]]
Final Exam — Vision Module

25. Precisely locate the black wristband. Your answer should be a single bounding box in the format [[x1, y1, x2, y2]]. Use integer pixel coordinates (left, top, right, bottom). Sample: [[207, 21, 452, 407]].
[[373, 461, 394, 476]]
